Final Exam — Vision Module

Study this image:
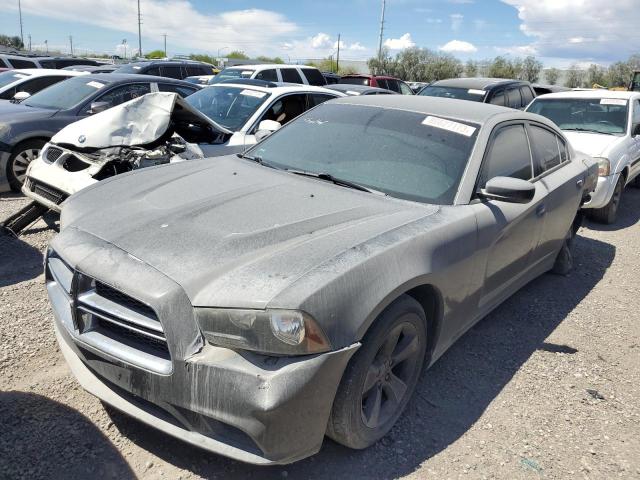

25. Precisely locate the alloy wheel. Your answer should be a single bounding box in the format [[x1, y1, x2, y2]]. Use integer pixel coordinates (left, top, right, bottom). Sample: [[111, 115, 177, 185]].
[[11, 148, 40, 185]]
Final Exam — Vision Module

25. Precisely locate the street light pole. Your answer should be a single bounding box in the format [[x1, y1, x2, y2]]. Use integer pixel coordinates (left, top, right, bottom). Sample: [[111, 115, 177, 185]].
[[18, 0, 24, 48], [137, 0, 142, 57], [162, 33, 167, 58], [69, 35, 73, 56], [377, 0, 386, 60]]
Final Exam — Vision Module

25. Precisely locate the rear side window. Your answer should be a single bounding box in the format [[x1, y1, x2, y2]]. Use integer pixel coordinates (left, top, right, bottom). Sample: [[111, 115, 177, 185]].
[[399, 81, 413, 95], [375, 78, 389, 90], [158, 83, 197, 97], [97, 83, 151, 107], [528, 125, 562, 175], [558, 136, 569, 163], [8, 58, 37, 68], [385, 79, 401, 93], [481, 124, 533, 186], [520, 86, 534, 105], [255, 69, 278, 82], [301, 68, 326, 86], [490, 90, 506, 106], [308, 93, 337, 107], [186, 66, 205, 76], [145, 66, 161, 76], [281, 68, 303, 84], [506, 88, 522, 109], [38, 59, 57, 68], [161, 65, 183, 79]]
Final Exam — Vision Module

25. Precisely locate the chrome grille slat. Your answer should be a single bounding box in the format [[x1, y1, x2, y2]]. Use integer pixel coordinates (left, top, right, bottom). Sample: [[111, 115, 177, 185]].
[[47, 255, 73, 294], [29, 179, 68, 205], [45, 146, 63, 162], [77, 305, 166, 342]]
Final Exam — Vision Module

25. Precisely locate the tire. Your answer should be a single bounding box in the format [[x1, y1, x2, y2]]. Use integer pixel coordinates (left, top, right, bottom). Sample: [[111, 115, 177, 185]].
[[7, 139, 46, 192], [552, 237, 573, 276], [632, 175, 640, 189], [327, 295, 427, 449], [588, 175, 624, 225]]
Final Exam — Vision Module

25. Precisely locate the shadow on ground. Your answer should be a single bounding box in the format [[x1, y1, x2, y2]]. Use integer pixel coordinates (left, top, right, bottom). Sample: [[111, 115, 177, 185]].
[[583, 186, 640, 232], [0, 392, 135, 480], [0, 234, 43, 287], [106, 232, 615, 480]]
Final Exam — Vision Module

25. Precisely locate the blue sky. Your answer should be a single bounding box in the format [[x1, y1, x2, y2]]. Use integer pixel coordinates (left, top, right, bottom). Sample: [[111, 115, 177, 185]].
[[1, 1, 638, 67]]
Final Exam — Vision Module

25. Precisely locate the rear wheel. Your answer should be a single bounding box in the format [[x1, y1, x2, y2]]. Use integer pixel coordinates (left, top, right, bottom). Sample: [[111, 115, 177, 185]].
[[589, 176, 624, 224], [327, 295, 427, 449], [7, 139, 46, 192]]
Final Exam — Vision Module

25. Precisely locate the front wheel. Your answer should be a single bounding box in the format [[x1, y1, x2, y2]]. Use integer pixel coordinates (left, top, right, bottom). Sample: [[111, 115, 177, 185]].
[[327, 295, 427, 449], [589, 176, 623, 224], [7, 139, 46, 192]]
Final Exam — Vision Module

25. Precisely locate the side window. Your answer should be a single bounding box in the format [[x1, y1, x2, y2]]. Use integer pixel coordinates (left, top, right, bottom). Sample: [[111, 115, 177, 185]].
[[0, 58, 8, 68], [399, 81, 413, 95], [528, 125, 562, 175], [308, 93, 336, 107], [38, 59, 57, 68], [281, 68, 303, 84], [146, 66, 161, 76], [520, 86, 534, 106], [490, 90, 506, 106], [480, 124, 533, 186], [386, 79, 402, 93], [161, 65, 183, 79], [157, 83, 197, 97], [376, 78, 389, 90], [8, 58, 37, 68], [506, 88, 522, 109], [18, 76, 66, 94], [0, 87, 16, 100], [185, 66, 201, 76], [633, 99, 640, 126], [301, 68, 326, 86], [557, 136, 569, 163], [96, 83, 152, 107], [260, 94, 307, 126], [255, 69, 278, 82]]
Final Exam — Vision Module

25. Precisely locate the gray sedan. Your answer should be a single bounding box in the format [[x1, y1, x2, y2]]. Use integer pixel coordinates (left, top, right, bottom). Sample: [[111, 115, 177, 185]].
[[46, 96, 597, 465]]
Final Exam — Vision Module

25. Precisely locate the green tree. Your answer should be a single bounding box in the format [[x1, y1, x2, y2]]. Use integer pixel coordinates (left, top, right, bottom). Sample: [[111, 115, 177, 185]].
[[565, 64, 584, 88], [189, 53, 217, 64], [606, 61, 632, 88], [256, 55, 284, 64], [0, 34, 23, 49], [584, 63, 607, 88], [145, 49, 165, 59], [487, 56, 522, 79], [227, 50, 249, 60], [465, 60, 478, 77], [367, 47, 462, 81], [545, 67, 560, 85], [520, 56, 543, 82]]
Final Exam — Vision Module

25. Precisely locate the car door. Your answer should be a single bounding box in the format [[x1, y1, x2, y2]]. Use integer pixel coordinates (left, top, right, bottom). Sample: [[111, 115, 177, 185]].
[[471, 122, 548, 311], [79, 83, 152, 118], [527, 123, 586, 263], [628, 99, 640, 182]]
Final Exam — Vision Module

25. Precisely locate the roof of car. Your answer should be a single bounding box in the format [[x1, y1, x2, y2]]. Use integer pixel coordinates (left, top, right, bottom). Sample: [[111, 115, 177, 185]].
[[430, 77, 529, 90], [534, 89, 640, 100], [326, 84, 396, 95], [223, 64, 317, 70], [122, 60, 211, 66], [12, 68, 87, 77], [331, 94, 526, 124], [209, 82, 343, 95], [82, 73, 193, 84]]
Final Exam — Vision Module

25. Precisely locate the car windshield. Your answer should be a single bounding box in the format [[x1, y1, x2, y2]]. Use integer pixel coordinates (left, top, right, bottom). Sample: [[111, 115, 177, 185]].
[[419, 86, 487, 102], [246, 103, 479, 205], [185, 85, 269, 131], [22, 76, 111, 110], [339, 77, 370, 86], [209, 68, 255, 84], [527, 98, 629, 135], [0, 71, 32, 88]]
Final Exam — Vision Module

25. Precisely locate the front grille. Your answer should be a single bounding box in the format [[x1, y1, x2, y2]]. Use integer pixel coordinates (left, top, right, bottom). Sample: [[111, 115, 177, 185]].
[[45, 146, 64, 162], [28, 179, 68, 205], [94, 317, 170, 357], [95, 281, 157, 320], [62, 154, 91, 172]]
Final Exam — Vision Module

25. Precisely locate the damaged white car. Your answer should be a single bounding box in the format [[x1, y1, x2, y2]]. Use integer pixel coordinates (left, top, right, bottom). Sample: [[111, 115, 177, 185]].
[[23, 83, 343, 211]]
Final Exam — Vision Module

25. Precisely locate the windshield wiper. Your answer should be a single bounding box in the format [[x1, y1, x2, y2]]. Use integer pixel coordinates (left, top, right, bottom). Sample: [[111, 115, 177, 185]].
[[286, 169, 386, 195], [563, 127, 617, 135], [236, 152, 279, 169]]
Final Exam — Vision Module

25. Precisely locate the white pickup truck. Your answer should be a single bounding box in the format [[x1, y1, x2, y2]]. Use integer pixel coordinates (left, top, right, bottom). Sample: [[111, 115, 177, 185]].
[[527, 90, 640, 224]]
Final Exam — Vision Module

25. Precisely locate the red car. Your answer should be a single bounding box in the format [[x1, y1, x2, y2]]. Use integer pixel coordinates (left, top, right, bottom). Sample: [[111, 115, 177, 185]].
[[339, 74, 414, 95]]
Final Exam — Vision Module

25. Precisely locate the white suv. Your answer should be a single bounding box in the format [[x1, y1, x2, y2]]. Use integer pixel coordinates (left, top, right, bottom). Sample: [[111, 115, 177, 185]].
[[210, 64, 327, 86], [527, 90, 640, 224]]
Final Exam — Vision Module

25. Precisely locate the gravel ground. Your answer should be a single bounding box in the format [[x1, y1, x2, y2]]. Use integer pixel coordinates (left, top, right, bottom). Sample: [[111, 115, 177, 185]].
[[1, 191, 639, 480]]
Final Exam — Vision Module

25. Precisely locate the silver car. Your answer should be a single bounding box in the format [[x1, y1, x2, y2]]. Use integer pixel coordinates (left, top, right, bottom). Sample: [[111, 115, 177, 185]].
[[46, 96, 597, 465]]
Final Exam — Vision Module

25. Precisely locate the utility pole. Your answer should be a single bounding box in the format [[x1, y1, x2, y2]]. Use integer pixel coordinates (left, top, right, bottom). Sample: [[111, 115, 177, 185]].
[[27, 34, 31, 51], [18, 0, 24, 48], [44, 39, 48, 53], [377, 0, 386, 60], [137, 0, 142, 58], [336, 33, 340, 73], [69, 35, 73, 56], [162, 33, 167, 57]]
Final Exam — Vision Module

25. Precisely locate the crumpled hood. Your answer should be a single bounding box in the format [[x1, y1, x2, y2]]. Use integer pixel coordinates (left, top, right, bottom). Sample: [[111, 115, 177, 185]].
[[62, 155, 436, 308], [563, 131, 622, 158], [51, 92, 231, 149]]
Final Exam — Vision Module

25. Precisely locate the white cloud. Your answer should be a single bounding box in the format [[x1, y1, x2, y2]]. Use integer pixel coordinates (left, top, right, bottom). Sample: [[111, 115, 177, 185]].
[[439, 40, 478, 53], [501, 0, 640, 62], [281, 33, 371, 60], [384, 33, 415, 50], [1, 0, 298, 56], [450, 14, 464, 32], [311, 33, 333, 49], [348, 42, 366, 51]]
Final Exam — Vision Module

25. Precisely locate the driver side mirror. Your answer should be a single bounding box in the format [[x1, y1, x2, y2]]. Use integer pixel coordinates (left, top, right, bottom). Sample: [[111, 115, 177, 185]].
[[89, 101, 111, 114], [255, 119, 281, 142], [12, 91, 30, 103], [479, 176, 535, 204]]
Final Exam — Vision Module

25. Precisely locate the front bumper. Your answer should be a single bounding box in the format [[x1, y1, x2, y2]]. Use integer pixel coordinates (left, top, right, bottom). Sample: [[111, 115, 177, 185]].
[[582, 173, 619, 210], [47, 229, 358, 465]]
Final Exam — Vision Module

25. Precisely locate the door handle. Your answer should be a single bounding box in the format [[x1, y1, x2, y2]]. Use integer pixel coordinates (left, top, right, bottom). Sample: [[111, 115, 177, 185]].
[[536, 204, 546, 217], [576, 179, 584, 188]]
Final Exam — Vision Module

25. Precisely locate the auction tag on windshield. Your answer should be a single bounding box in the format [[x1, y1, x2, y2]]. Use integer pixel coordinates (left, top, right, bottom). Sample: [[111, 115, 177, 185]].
[[468, 89, 486, 95], [422, 116, 476, 137], [240, 89, 266, 98], [86, 81, 105, 89], [600, 98, 627, 106]]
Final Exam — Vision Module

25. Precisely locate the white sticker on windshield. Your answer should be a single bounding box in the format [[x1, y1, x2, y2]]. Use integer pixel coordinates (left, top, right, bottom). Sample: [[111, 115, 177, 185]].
[[86, 81, 105, 89], [422, 116, 476, 137], [133, 66, 141, 70], [242, 71, 253, 76], [600, 98, 627, 106], [240, 89, 266, 98], [468, 89, 486, 95]]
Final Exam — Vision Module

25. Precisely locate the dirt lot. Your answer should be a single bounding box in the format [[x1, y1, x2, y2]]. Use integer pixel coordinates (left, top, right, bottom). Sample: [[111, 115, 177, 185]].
[[1, 191, 639, 480]]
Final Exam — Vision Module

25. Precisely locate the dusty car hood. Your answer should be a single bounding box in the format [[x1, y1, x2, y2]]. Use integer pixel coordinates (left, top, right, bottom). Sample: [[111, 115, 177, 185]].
[[563, 131, 622, 158], [51, 92, 231, 149], [62, 155, 436, 309]]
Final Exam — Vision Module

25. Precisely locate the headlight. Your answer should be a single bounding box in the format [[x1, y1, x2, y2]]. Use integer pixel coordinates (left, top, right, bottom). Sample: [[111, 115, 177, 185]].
[[596, 157, 610, 177], [195, 308, 332, 356]]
